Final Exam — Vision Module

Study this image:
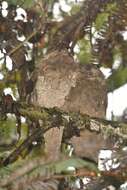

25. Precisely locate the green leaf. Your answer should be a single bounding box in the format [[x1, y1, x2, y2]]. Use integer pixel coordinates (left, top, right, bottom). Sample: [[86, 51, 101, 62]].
[[106, 2, 117, 12], [38, 157, 98, 175], [7, 0, 35, 8], [108, 66, 127, 91], [54, 157, 98, 173], [0, 158, 25, 180], [70, 4, 81, 15], [95, 12, 109, 31], [95, 2, 117, 31], [0, 118, 18, 148], [26, 157, 98, 180], [77, 38, 92, 64]]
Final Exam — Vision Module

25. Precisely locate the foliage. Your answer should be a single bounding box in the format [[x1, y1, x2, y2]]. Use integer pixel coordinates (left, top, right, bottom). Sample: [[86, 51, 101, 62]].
[[0, 0, 127, 189], [77, 37, 92, 64], [108, 66, 127, 91], [6, 0, 35, 8], [0, 118, 17, 147]]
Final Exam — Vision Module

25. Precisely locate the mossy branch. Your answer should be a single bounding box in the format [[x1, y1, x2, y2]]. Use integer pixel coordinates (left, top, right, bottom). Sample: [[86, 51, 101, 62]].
[[19, 105, 127, 142]]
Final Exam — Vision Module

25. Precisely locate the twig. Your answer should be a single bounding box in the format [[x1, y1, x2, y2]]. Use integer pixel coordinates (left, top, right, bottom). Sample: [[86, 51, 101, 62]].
[[8, 31, 38, 56], [19, 106, 127, 141]]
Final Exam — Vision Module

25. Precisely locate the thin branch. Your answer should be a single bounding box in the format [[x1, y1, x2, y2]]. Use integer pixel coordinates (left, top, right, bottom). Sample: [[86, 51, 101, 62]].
[[8, 31, 38, 56], [19, 106, 127, 141], [48, 0, 117, 51]]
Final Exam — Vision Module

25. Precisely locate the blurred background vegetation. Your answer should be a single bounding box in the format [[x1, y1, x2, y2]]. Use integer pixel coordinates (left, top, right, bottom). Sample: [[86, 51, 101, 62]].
[[0, 0, 127, 189]]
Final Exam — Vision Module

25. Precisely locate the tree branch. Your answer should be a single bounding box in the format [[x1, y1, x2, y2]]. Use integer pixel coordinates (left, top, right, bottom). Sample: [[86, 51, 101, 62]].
[[48, 0, 118, 51], [19, 105, 127, 142]]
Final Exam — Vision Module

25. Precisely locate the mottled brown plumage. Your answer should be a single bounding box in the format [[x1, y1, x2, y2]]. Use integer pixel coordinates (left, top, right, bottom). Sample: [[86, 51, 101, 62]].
[[31, 50, 107, 118], [30, 50, 107, 160]]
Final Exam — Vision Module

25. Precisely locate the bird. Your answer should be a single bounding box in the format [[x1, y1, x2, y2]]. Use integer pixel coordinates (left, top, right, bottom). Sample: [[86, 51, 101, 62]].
[[30, 50, 107, 118], [29, 49, 107, 160]]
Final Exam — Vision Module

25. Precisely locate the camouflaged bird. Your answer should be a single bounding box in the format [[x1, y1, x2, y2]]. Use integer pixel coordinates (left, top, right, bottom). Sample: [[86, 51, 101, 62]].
[[30, 50, 107, 118], [29, 50, 107, 160]]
